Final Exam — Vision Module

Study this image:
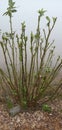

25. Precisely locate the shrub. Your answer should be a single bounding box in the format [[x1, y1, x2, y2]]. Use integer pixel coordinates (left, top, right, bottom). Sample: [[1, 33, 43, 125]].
[[0, 0, 62, 109]]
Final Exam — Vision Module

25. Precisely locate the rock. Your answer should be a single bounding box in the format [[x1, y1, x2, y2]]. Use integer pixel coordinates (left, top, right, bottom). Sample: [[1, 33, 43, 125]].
[[16, 117, 21, 123], [9, 105, 21, 116]]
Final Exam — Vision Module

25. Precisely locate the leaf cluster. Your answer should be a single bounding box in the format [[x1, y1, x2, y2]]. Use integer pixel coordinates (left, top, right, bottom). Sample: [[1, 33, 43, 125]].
[[3, 0, 17, 17]]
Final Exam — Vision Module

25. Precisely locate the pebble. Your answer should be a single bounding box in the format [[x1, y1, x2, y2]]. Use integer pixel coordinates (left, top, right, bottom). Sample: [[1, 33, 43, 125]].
[[16, 117, 20, 123]]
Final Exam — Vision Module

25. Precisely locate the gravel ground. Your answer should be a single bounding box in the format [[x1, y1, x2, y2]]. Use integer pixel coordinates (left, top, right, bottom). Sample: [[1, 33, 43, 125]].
[[0, 99, 62, 130]]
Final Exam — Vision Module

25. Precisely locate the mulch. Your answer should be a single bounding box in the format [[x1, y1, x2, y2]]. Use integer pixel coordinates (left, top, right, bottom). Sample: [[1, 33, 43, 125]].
[[0, 99, 62, 130]]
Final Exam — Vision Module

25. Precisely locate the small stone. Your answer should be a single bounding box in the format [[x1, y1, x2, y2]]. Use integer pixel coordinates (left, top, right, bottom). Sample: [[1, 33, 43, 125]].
[[16, 117, 20, 123], [31, 122, 36, 129], [49, 113, 53, 116], [9, 105, 21, 116], [22, 118, 26, 124], [37, 116, 41, 121]]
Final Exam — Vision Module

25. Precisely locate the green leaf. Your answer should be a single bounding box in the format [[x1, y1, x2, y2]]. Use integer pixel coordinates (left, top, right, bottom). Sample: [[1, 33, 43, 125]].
[[52, 17, 57, 23], [38, 9, 46, 17], [46, 16, 50, 27], [9, 0, 15, 8], [11, 9, 17, 13], [46, 16, 50, 22]]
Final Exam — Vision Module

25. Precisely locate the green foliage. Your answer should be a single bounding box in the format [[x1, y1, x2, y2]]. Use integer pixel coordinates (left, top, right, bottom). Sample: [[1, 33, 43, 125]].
[[38, 9, 46, 17], [0, 0, 62, 109], [3, 0, 17, 17], [42, 104, 51, 113], [6, 97, 13, 109]]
